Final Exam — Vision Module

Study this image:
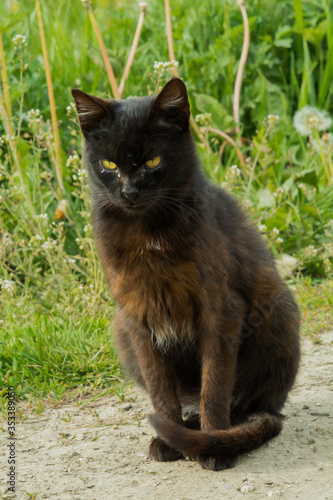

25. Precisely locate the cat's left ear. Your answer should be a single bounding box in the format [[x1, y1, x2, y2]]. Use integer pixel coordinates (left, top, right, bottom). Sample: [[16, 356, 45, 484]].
[[150, 78, 190, 131], [71, 89, 114, 138]]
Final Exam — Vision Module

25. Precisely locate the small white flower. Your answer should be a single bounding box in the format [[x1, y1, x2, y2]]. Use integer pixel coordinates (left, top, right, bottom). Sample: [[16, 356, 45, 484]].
[[153, 60, 179, 74], [12, 34, 26, 44], [66, 102, 77, 116], [276, 238, 284, 244], [41, 238, 57, 250], [0, 278, 15, 292], [272, 227, 280, 237], [77, 169, 87, 180], [66, 154, 80, 168], [273, 187, 284, 198], [35, 213, 48, 221], [195, 113, 212, 126], [259, 224, 267, 232], [293, 106, 332, 136], [306, 245, 318, 255], [27, 109, 41, 127], [36, 234, 43, 240], [267, 114, 280, 123], [41, 171, 53, 181]]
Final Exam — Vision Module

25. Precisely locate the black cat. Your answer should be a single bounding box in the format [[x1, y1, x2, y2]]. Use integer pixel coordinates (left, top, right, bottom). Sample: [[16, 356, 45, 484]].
[[72, 78, 300, 471]]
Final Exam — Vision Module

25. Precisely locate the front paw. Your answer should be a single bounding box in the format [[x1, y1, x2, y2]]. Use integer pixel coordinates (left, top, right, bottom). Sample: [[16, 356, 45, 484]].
[[149, 437, 183, 462], [197, 453, 237, 471]]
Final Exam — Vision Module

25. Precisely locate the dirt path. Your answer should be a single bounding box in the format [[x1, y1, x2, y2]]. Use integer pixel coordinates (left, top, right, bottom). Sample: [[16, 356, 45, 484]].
[[1, 331, 332, 500]]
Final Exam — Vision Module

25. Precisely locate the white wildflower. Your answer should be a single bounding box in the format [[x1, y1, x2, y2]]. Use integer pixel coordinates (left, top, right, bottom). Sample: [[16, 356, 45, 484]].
[[195, 113, 212, 126], [36, 234, 43, 240], [12, 34, 26, 45], [66, 102, 77, 116], [273, 187, 284, 197], [0, 278, 15, 293], [267, 114, 280, 123], [271, 227, 280, 237], [227, 164, 241, 178], [41, 171, 53, 181], [293, 106, 332, 136], [306, 245, 318, 256], [276, 238, 284, 244], [77, 169, 87, 180], [153, 60, 179, 74], [66, 154, 80, 168], [41, 238, 57, 250], [259, 224, 267, 232], [35, 213, 48, 221], [27, 109, 41, 127]]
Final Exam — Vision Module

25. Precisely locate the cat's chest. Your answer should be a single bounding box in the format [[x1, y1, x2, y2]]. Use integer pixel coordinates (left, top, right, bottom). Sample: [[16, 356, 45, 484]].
[[104, 240, 204, 345]]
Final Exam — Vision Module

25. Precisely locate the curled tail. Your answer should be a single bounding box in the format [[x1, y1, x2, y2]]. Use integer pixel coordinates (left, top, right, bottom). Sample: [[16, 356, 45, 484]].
[[148, 412, 283, 456]]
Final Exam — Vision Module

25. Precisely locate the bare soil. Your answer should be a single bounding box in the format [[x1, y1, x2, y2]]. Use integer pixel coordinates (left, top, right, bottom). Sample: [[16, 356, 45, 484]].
[[1, 331, 332, 500]]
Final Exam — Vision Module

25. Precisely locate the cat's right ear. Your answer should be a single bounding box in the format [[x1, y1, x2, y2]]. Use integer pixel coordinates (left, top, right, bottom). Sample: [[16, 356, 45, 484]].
[[71, 89, 113, 138]]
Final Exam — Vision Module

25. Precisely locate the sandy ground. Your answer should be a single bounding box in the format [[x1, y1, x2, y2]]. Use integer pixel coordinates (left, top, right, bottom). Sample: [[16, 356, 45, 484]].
[[1, 331, 332, 500]]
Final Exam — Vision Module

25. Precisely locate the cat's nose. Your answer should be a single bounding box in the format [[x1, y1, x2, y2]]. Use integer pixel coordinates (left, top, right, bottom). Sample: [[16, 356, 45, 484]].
[[121, 186, 140, 204]]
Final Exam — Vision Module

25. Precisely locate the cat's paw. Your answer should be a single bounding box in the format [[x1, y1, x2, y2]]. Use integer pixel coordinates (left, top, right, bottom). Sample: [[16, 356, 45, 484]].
[[149, 437, 183, 462], [197, 453, 237, 471]]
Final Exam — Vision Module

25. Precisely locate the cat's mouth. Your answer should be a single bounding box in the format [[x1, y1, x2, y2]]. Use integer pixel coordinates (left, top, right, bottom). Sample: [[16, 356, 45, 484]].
[[120, 199, 151, 214]]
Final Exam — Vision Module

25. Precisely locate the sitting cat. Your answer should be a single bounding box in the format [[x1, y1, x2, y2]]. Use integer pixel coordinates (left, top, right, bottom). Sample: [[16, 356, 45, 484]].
[[72, 78, 300, 471]]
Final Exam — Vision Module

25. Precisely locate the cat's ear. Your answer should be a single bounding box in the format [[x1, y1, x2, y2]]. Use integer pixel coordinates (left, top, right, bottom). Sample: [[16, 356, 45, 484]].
[[150, 78, 190, 131], [71, 89, 114, 137]]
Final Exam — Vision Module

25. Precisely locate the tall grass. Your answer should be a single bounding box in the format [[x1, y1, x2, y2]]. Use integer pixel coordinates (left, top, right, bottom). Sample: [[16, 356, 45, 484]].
[[0, 0, 333, 409]]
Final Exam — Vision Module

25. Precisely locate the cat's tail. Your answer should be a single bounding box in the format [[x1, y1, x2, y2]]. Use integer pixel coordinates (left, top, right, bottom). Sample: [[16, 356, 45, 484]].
[[148, 412, 283, 456]]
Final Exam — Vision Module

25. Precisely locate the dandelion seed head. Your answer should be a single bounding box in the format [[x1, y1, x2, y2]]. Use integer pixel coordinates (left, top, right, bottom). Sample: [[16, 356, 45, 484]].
[[293, 106, 332, 136]]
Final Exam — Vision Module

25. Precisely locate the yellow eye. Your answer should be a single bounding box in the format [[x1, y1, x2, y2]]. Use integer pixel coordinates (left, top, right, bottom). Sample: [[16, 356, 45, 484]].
[[145, 156, 161, 169], [101, 160, 117, 170]]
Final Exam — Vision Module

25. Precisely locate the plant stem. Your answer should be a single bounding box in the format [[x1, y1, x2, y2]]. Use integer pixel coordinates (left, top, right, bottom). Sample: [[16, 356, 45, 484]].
[[204, 127, 247, 172], [233, 0, 250, 135], [36, 0, 64, 194], [86, 3, 120, 99], [164, 0, 177, 74], [313, 129, 331, 185], [118, 3, 147, 97]]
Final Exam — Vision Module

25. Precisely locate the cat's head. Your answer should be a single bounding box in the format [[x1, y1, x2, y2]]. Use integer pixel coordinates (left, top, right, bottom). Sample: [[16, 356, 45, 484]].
[[72, 78, 197, 216]]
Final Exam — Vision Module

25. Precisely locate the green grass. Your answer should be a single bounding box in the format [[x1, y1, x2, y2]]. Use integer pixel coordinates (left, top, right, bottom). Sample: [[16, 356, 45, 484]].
[[0, 0, 333, 413]]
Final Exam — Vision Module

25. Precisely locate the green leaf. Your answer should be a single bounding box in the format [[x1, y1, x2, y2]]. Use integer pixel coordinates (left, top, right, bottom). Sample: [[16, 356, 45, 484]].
[[256, 188, 276, 209], [193, 93, 233, 129]]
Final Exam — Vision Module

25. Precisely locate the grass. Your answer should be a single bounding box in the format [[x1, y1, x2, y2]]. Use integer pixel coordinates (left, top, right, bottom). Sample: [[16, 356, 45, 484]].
[[0, 0, 333, 414]]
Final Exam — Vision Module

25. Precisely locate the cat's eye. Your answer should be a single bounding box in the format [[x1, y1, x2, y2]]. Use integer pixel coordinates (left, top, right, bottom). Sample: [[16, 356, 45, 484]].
[[145, 156, 161, 169], [101, 160, 117, 170]]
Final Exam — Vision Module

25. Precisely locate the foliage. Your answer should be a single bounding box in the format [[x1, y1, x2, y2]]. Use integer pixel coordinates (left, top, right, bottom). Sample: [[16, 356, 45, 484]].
[[0, 0, 333, 408]]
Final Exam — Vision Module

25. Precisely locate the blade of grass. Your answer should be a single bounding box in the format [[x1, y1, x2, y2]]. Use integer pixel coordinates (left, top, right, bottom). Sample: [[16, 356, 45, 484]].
[[35, 0, 64, 194], [0, 88, 36, 217], [0, 25, 13, 133]]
